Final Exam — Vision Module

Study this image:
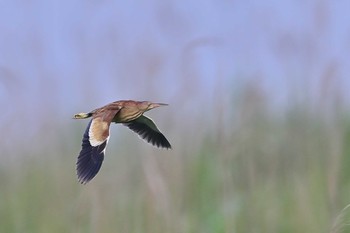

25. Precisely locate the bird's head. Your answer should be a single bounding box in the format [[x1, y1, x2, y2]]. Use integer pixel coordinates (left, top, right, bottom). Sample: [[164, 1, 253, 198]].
[[140, 101, 168, 112]]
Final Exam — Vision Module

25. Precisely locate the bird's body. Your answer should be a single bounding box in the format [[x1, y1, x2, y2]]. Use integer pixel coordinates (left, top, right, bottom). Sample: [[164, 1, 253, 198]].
[[74, 100, 171, 184]]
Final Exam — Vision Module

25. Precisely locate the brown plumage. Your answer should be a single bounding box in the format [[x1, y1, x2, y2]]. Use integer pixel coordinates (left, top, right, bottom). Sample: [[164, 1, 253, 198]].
[[73, 100, 171, 184]]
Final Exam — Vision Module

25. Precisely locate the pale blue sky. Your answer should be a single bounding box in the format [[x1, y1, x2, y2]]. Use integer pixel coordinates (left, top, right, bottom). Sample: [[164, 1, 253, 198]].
[[1, 0, 350, 140]]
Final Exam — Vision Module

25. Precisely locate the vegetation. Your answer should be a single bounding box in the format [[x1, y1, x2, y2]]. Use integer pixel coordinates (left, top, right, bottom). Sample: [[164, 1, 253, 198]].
[[2, 83, 350, 233]]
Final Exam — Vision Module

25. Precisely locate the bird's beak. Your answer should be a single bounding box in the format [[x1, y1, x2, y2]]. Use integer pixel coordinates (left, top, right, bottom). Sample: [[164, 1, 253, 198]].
[[150, 103, 168, 109]]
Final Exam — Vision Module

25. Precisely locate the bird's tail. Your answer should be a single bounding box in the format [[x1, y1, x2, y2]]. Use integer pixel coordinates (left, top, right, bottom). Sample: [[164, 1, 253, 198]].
[[73, 112, 92, 119]]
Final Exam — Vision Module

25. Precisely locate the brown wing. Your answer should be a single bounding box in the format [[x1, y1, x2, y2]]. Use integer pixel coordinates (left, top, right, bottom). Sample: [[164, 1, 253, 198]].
[[88, 107, 121, 146], [76, 108, 120, 184], [123, 115, 171, 149]]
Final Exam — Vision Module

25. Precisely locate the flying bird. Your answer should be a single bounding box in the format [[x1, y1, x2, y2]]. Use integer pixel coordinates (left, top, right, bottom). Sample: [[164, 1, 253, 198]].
[[73, 100, 171, 184]]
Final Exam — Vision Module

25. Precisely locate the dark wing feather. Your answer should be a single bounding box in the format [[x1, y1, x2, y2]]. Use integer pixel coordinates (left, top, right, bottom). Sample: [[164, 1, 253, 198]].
[[76, 107, 120, 184], [123, 115, 171, 149], [76, 120, 107, 184]]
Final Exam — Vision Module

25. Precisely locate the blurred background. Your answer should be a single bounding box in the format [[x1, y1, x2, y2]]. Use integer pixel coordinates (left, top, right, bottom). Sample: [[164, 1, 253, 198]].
[[1, 0, 350, 232]]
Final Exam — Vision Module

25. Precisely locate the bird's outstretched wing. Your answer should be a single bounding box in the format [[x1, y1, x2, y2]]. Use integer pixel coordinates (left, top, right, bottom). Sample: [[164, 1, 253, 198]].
[[123, 115, 171, 149], [76, 108, 120, 184], [76, 119, 108, 184]]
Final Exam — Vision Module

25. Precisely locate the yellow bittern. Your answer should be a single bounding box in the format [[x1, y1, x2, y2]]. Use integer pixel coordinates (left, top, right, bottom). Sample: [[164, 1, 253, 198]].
[[73, 100, 171, 184]]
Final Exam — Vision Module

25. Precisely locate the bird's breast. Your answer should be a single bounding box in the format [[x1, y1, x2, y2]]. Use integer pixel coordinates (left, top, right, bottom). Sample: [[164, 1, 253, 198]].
[[113, 108, 143, 123]]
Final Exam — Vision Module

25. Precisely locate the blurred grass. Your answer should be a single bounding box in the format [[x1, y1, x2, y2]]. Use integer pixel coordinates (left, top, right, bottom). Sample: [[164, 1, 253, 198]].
[[2, 92, 350, 233]]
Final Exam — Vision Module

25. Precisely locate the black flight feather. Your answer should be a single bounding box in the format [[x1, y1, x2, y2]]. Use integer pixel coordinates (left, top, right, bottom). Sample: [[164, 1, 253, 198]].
[[76, 120, 106, 184], [123, 115, 171, 149]]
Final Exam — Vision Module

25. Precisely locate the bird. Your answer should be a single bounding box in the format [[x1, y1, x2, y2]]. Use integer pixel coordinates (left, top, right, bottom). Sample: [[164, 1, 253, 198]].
[[73, 100, 171, 184]]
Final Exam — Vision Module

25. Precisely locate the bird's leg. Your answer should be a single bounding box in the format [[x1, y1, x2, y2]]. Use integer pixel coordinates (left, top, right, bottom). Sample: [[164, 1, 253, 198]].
[[73, 112, 92, 119]]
